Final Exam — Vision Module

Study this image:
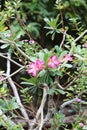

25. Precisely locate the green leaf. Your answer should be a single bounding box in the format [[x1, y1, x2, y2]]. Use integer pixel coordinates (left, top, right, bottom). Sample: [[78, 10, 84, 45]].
[[3, 83, 7, 88], [63, 63, 72, 68], [0, 44, 9, 49], [9, 97, 19, 110], [59, 51, 67, 59], [38, 69, 46, 77], [37, 51, 44, 61], [29, 56, 37, 62], [44, 53, 49, 63], [21, 77, 37, 86], [47, 88, 55, 95], [67, 87, 74, 91], [55, 89, 65, 95], [54, 45, 62, 53]]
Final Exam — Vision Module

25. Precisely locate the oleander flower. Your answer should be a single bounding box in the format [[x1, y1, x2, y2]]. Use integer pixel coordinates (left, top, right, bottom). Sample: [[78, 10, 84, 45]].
[[27, 59, 44, 77], [48, 55, 60, 68], [29, 39, 35, 44], [77, 98, 81, 102], [0, 76, 4, 81], [61, 54, 73, 62], [82, 43, 87, 48], [36, 59, 44, 71], [79, 122, 84, 127], [27, 62, 39, 77]]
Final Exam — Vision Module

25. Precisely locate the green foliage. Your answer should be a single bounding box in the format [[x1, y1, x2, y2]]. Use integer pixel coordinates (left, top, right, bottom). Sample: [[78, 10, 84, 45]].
[[49, 112, 66, 130], [0, 97, 19, 113], [0, 118, 22, 130], [20, 88, 32, 104], [27, 22, 40, 38], [44, 15, 62, 40], [0, 84, 7, 97]]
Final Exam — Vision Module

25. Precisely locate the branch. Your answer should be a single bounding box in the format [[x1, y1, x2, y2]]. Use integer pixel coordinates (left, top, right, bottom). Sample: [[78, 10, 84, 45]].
[[44, 95, 55, 122], [60, 30, 66, 48], [60, 97, 78, 110], [36, 84, 48, 130], [60, 90, 87, 113], [0, 53, 23, 67], [36, 84, 48, 119], [54, 73, 81, 90], [74, 29, 87, 43], [1, 66, 26, 82], [0, 39, 30, 60], [6, 53, 30, 127], [68, 30, 87, 54]]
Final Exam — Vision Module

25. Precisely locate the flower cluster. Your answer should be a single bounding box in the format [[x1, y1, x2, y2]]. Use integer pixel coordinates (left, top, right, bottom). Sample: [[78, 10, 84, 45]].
[[27, 54, 72, 77], [27, 60, 44, 77], [77, 98, 81, 102], [48, 55, 60, 68], [79, 122, 84, 127], [61, 54, 73, 62]]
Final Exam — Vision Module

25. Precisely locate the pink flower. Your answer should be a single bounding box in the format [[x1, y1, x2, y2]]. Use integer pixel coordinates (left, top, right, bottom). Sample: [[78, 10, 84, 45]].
[[61, 54, 73, 62], [82, 43, 87, 48], [27, 59, 44, 77], [79, 122, 84, 127], [27, 62, 38, 77], [36, 60, 44, 71], [0, 76, 4, 81], [48, 55, 60, 68], [77, 98, 81, 102], [29, 39, 35, 44]]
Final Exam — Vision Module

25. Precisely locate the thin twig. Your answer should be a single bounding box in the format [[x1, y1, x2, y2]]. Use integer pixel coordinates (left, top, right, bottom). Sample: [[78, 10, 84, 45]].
[[1, 66, 26, 82], [67, 30, 87, 54], [0, 53, 23, 67], [60, 90, 87, 113], [60, 97, 78, 110], [0, 39, 30, 60], [55, 72, 81, 90], [60, 30, 66, 48], [73, 29, 87, 43]]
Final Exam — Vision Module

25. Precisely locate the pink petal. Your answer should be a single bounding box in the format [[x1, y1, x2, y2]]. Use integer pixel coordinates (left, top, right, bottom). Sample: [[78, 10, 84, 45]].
[[52, 55, 57, 60], [29, 39, 35, 44], [54, 60, 60, 65], [32, 71, 37, 77], [36, 59, 44, 70], [48, 62, 56, 68], [27, 69, 33, 74], [82, 43, 87, 48]]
